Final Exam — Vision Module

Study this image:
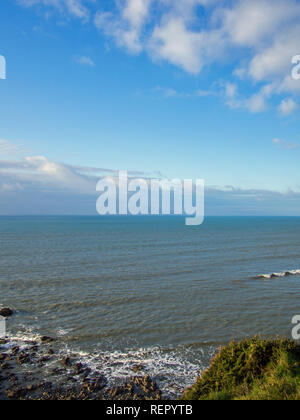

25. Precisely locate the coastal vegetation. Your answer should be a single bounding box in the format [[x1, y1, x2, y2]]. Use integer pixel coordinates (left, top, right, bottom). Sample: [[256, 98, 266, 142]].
[[183, 336, 300, 400]]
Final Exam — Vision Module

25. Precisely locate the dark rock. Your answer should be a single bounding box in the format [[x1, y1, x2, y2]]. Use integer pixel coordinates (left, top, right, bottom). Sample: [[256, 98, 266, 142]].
[[37, 356, 50, 364], [109, 387, 119, 398], [1, 362, 12, 370], [6, 389, 18, 399], [38, 381, 53, 391], [17, 352, 30, 365], [61, 356, 72, 367], [8, 374, 18, 387], [67, 376, 77, 383], [105, 375, 161, 400], [5, 387, 25, 399], [81, 376, 106, 393], [11, 346, 19, 356], [30, 346, 38, 352], [40, 336, 54, 344], [132, 364, 144, 373], [0, 353, 7, 361], [23, 372, 33, 380], [81, 367, 91, 378], [73, 362, 84, 375], [52, 368, 66, 376], [48, 349, 54, 355], [0, 308, 13, 317]]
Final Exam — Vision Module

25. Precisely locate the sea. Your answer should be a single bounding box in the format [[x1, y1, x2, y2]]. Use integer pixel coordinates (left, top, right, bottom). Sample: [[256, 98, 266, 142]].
[[1, 216, 300, 397]]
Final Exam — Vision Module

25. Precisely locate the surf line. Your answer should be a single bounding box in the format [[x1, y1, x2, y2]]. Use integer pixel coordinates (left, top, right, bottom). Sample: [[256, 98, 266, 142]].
[[258, 269, 300, 279]]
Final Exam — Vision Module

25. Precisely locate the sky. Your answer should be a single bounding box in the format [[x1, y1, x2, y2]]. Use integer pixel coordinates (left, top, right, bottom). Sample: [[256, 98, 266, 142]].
[[0, 0, 300, 215]]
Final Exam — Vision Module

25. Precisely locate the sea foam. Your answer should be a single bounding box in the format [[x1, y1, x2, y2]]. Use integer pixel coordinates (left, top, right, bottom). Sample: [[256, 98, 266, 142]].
[[258, 269, 300, 279]]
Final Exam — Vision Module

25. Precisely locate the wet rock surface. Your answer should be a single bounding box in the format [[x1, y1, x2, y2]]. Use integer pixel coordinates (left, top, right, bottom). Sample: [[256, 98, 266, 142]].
[[0, 308, 14, 317], [0, 337, 163, 400], [106, 375, 162, 400]]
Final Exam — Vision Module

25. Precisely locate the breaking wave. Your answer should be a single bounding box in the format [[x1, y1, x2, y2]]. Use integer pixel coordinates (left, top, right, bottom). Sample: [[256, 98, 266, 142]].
[[1, 327, 215, 398], [257, 269, 300, 279]]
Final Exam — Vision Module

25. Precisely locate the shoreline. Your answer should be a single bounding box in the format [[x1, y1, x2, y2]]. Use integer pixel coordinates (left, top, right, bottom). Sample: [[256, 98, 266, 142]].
[[3, 306, 299, 400], [2, 332, 300, 400], [0, 308, 208, 400], [0, 336, 163, 400]]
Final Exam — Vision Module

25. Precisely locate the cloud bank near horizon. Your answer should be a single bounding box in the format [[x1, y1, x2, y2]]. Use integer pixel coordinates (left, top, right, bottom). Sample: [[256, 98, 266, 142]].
[[1, 142, 300, 215]]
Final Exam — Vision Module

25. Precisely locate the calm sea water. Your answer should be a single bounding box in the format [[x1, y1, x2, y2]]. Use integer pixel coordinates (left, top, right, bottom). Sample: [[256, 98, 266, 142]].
[[1, 216, 300, 395]]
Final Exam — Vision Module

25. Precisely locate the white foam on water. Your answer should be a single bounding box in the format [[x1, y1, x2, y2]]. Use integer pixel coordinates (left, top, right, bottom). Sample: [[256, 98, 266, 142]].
[[58, 344, 215, 398], [4, 325, 43, 347], [258, 269, 300, 279], [0, 327, 216, 398], [56, 327, 73, 337]]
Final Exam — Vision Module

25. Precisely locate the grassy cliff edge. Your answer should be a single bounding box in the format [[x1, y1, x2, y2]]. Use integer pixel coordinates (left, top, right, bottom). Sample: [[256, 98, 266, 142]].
[[183, 336, 300, 400]]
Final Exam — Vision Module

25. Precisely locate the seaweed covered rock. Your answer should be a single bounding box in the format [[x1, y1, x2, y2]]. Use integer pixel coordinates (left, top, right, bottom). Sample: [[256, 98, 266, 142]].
[[183, 336, 300, 400]]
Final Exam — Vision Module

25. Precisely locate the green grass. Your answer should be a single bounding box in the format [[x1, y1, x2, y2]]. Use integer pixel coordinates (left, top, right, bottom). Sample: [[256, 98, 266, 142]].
[[183, 336, 300, 400]]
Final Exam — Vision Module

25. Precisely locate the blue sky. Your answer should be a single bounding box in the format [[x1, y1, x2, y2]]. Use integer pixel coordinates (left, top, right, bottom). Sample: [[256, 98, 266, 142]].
[[0, 0, 300, 215]]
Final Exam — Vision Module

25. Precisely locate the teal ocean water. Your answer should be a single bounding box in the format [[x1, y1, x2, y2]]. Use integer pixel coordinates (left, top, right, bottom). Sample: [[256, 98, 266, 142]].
[[1, 216, 300, 395]]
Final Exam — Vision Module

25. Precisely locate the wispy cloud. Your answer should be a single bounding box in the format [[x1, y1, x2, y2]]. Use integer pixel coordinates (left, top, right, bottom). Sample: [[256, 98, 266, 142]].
[[75, 55, 95, 66], [94, 0, 152, 54], [272, 137, 298, 150], [0, 154, 159, 195], [1, 153, 300, 215], [18, 0, 90, 21], [278, 98, 298, 115], [17, 0, 300, 113], [0, 139, 24, 156], [96, 0, 300, 111], [154, 86, 217, 99]]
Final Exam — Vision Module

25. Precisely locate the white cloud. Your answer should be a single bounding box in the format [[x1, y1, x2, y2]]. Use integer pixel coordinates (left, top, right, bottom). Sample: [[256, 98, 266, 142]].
[[196, 89, 215, 97], [18, 0, 300, 112], [272, 138, 297, 150], [154, 86, 216, 98], [221, 0, 300, 47], [0, 139, 23, 156], [75, 55, 95, 66], [245, 92, 268, 113], [122, 0, 151, 28], [155, 86, 179, 97], [64, 0, 89, 20], [4, 155, 95, 194], [96, 0, 300, 107], [225, 82, 237, 99], [248, 27, 300, 83], [18, 0, 90, 21], [149, 18, 205, 74], [93, 0, 300, 77], [95, 0, 152, 54], [2, 154, 300, 215], [0, 155, 154, 196], [223, 82, 269, 113], [278, 98, 298, 115]]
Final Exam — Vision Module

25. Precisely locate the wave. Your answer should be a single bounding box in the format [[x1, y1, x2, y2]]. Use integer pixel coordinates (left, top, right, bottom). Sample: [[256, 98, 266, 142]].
[[63, 345, 211, 398], [1, 328, 215, 399], [257, 269, 300, 279]]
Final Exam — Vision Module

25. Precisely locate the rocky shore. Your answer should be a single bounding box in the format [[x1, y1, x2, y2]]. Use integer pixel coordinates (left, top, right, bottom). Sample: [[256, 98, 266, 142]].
[[3, 306, 299, 400], [0, 335, 162, 400]]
